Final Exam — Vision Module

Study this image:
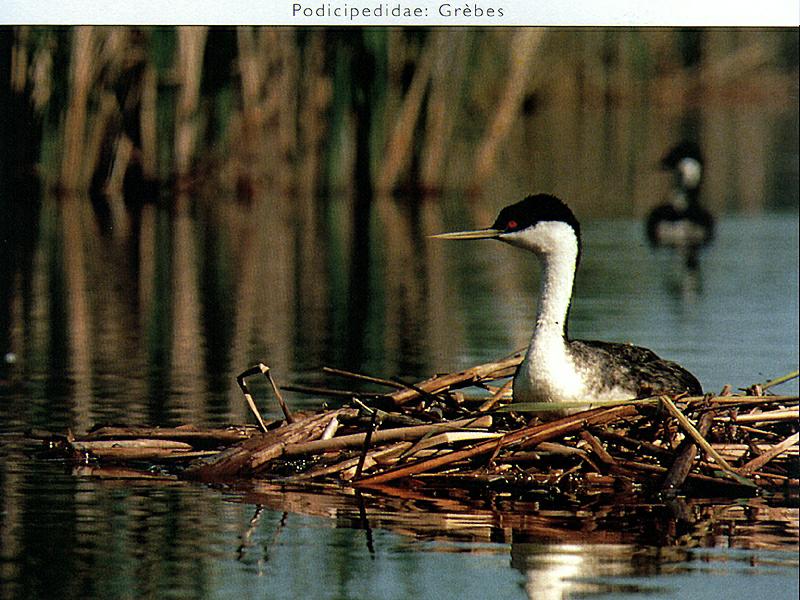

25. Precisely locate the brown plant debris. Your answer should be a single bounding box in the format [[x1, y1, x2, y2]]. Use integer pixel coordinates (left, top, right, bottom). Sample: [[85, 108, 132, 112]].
[[32, 359, 799, 500]]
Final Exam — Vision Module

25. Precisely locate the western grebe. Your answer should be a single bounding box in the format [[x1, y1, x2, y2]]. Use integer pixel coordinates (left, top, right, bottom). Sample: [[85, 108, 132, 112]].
[[433, 194, 702, 409], [646, 141, 714, 269]]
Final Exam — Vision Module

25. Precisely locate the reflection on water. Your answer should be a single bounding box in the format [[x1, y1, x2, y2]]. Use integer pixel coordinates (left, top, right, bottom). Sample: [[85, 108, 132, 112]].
[[234, 483, 800, 599], [3, 461, 796, 600], [512, 544, 799, 600]]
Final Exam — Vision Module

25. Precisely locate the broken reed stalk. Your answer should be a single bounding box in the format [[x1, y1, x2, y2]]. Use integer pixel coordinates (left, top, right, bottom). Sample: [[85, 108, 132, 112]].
[[82, 426, 253, 443], [718, 409, 799, 424], [354, 410, 381, 480], [70, 436, 218, 461], [186, 409, 357, 481], [263, 365, 296, 424], [237, 363, 295, 427], [321, 416, 340, 440], [760, 370, 799, 391], [76, 448, 214, 461], [406, 431, 503, 454], [662, 411, 714, 493], [236, 366, 270, 433], [580, 430, 616, 465], [660, 396, 756, 488], [71, 439, 193, 450], [283, 416, 493, 456], [294, 442, 412, 481], [660, 396, 735, 471], [712, 443, 799, 460], [478, 378, 513, 412], [691, 395, 798, 406], [322, 366, 407, 390], [738, 432, 799, 476], [387, 350, 523, 405]]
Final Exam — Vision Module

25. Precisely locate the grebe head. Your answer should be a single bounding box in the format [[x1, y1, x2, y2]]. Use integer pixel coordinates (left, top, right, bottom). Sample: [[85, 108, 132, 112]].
[[431, 194, 581, 263], [661, 141, 703, 191]]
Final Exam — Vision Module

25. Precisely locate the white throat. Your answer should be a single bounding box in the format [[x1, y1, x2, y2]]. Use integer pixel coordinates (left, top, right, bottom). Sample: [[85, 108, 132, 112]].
[[500, 221, 578, 337], [678, 157, 702, 190]]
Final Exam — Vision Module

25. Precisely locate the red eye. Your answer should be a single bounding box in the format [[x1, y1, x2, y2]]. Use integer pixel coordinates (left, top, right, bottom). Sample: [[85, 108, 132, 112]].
[[507, 220, 518, 230]]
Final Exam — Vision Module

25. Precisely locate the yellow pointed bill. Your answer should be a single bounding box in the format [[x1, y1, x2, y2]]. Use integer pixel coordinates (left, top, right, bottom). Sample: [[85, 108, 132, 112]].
[[429, 228, 503, 240]]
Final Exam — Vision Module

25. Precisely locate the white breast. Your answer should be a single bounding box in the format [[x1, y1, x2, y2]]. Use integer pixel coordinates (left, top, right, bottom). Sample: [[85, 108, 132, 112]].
[[655, 220, 707, 246], [513, 335, 584, 403]]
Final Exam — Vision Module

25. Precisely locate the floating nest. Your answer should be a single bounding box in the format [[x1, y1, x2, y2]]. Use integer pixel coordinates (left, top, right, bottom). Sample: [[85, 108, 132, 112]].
[[34, 353, 799, 500]]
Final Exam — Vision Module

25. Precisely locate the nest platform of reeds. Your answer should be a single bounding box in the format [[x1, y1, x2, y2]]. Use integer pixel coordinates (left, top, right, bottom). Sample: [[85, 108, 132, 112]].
[[34, 354, 799, 500]]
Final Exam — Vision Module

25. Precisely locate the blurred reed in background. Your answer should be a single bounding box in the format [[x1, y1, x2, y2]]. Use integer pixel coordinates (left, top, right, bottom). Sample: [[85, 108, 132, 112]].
[[2, 26, 797, 206]]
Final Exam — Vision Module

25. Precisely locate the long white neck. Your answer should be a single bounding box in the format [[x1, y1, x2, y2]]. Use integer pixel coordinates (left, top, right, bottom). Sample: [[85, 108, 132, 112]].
[[502, 222, 584, 402], [501, 221, 579, 344], [533, 244, 577, 343], [502, 220, 583, 404]]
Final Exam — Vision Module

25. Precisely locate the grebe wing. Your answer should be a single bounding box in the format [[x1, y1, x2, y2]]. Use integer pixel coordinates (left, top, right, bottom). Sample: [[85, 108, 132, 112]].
[[570, 339, 703, 397]]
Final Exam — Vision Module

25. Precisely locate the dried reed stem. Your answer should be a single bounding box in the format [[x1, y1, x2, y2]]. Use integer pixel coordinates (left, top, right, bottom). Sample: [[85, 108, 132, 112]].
[[323, 366, 407, 390], [355, 404, 636, 486], [761, 370, 799, 391], [738, 432, 799, 476], [388, 350, 523, 405], [262, 364, 295, 424], [284, 416, 492, 455], [236, 366, 270, 433], [719, 409, 799, 424], [237, 363, 295, 427], [660, 396, 755, 488], [662, 411, 714, 493], [61, 26, 95, 190], [477, 379, 513, 412], [186, 409, 356, 481], [174, 26, 208, 178], [376, 37, 436, 193], [579, 430, 616, 465], [470, 28, 545, 190]]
